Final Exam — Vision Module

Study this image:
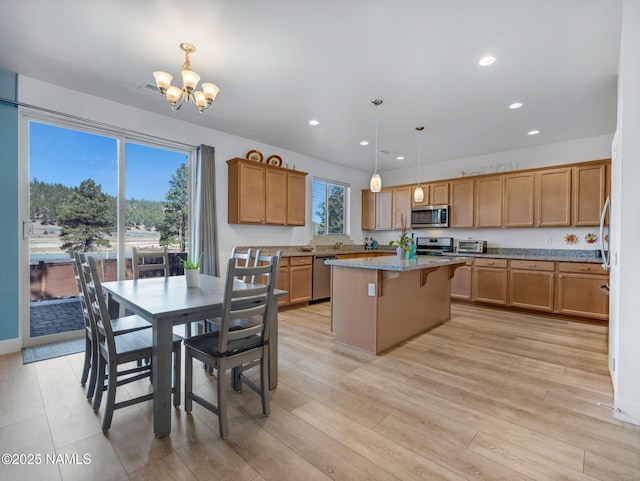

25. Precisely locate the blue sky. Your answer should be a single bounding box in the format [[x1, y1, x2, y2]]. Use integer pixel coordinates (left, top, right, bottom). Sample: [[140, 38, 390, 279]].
[[29, 122, 188, 202]]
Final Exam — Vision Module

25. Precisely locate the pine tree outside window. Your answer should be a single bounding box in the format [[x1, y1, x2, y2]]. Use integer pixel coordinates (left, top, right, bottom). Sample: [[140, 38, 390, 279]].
[[312, 179, 349, 235]]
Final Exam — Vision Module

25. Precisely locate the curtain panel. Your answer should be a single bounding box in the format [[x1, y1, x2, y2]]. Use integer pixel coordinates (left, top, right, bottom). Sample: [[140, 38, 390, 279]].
[[194, 145, 219, 276]]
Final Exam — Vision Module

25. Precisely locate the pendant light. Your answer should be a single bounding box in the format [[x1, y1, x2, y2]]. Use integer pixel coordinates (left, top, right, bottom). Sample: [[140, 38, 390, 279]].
[[370, 99, 383, 192], [413, 126, 425, 203]]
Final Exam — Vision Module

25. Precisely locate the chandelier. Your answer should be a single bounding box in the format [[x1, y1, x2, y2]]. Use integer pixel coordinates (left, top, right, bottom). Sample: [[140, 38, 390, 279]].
[[153, 43, 219, 114]]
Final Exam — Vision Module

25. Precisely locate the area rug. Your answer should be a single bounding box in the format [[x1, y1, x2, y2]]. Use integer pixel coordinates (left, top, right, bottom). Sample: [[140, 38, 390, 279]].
[[22, 338, 85, 364]]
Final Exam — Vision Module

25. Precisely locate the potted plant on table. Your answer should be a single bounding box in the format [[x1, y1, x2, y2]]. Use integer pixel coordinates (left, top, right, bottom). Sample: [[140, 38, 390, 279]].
[[181, 253, 203, 287]]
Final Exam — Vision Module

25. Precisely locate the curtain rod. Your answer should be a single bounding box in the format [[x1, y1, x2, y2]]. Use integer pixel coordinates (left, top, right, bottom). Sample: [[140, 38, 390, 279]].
[[0, 95, 197, 151]]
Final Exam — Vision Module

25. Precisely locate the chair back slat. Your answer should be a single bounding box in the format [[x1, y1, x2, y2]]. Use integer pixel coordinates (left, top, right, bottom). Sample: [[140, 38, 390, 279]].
[[132, 246, 169, 279], [82, 256, 117, 359], [217, 255, 279, 354], [71, 252, 93, 331]]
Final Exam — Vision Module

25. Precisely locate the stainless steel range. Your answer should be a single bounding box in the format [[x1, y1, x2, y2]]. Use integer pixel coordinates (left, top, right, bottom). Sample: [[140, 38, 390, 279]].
[[415, 237, 454, 256]]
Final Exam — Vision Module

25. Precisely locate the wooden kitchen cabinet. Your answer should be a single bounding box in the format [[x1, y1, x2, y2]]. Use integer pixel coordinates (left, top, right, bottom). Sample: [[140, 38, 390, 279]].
[[509, 260, 555, 312], [430, 182, 450, 205], [451, 259, 473, 300], [535, 167, 572, 227], [361, 188, 393, 230], [573, 163, 606, 226], [449, 179, 474, 228], [504, 172, 535, 227], [277, 257, 290, 307], [288, 256, 313, 305], [475, 176, 503, 227], [227, 158, 307, 226], [473, 258, 508, 305], [392, 186, 412, 229], [556, 262, 609, 320]]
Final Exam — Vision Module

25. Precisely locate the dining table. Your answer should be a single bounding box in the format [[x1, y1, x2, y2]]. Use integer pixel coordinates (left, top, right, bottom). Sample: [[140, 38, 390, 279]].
[[101, 274, 284, 438]]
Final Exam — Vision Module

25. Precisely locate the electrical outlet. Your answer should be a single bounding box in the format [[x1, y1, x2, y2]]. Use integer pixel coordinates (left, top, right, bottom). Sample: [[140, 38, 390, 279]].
[[368, 283, 376, 296]]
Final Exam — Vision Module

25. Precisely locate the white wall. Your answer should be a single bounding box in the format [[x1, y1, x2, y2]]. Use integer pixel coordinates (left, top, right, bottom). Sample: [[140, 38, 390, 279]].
[[369, 135, 613, 250], [611, 0, 640, 426], [17, 76, 371, 275]]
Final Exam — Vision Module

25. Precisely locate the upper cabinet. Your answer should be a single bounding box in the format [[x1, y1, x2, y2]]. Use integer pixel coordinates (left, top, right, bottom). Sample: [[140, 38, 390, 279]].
[[411, 182, 449, 207], [362, 187, 410, 230], [535, 167, 572, 227], [573, 163, 606, 226], [504, 172, 535, 227], [475, 176, 503, 228], [227, 158, 308, 226], [449, 179, 474, 228]]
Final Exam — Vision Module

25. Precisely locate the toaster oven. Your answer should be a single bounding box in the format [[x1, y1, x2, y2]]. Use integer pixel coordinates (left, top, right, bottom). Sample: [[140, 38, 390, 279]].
[[456, 239, 487, 253]]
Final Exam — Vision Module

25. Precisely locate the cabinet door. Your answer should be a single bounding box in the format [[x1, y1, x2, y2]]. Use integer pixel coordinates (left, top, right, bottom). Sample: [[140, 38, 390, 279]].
[[556, 273, 609, 320], [376, 189, 393, 230], [474, 259, 508, 305], [451, 262, 473, 300], [504, 172, 534, 227], [361, 190, 376, 230], [265, 169, 287, 225], [392, 187, 412, 229], [277, 265, 290, 307], [238, 162, 265, 224], [573, 163, 606, 226], [289, 265, 312, 304], [430, 182, 450, 205], [411, 184, 430, 207], [535, 168, 571, 227], [509, 269, 554, 312], [287, 172, 306, 226], [449, 179, 474, 228], [475, 176, 503, 227]]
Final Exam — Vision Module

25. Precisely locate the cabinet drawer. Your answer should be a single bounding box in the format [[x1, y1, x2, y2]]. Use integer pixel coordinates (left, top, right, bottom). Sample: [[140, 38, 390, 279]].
[[510, 260, 555, 271], [474, 258, 507, 268], [279, 257, 290, 267], [558, 262, 606, 274], [289, 256, 312, 266]]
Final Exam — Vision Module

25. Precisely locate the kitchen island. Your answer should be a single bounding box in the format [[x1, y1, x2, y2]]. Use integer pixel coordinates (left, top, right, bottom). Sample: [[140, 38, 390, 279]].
[[326, 256, 467, 354]]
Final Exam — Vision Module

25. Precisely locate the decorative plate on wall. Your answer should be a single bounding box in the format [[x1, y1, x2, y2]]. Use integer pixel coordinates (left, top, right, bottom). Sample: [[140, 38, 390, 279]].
[[246, 150, 263, 162], [266, 155, 283, 166]]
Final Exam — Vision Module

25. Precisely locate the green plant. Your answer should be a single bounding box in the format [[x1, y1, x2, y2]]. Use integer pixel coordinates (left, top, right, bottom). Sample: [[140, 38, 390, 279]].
[[388, 231, 413, 252], [181, 253, 202, 270]]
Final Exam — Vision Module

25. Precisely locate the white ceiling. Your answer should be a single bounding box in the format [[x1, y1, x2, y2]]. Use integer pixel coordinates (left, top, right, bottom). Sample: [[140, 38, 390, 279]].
[[0, 0, 621, 173]]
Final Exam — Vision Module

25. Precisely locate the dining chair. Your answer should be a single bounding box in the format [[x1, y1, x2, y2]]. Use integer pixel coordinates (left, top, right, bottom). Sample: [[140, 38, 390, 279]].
[[132, 246, 170, 279], [184, 254, 279, 439], [82, 255, 182, 432], [71, 252, 151, 400]]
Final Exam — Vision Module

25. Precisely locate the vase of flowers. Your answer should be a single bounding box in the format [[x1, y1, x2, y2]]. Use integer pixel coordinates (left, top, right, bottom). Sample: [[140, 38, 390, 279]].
[[181, 254, 203, 288]]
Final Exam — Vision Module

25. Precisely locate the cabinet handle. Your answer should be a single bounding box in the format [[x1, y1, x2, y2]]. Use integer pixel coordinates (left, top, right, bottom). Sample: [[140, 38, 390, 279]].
[[559, 275, 563, 278], [578, 267, 590, 271], [528, 264, 537, 268], [488, 262, 495, 265]]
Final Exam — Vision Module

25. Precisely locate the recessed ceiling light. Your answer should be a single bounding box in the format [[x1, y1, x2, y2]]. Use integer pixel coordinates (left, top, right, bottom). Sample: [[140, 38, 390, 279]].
[[509, 102, 523, 109], [528, 130, 540, 135], [396, 156, 405, 160], [308, 120, 319, 126], [478, 55, 496, 66], [360, 140, 369, 146]]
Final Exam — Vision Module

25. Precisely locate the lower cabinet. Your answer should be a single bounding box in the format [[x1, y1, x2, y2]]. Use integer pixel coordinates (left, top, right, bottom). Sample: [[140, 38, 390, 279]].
[[451, 260, 473, 300], [277, 256, 312, 308], [509, 260, 555, 312], [473, 258, 508, 305], [454, 257, 608, 321], [556, 262, 609, 320]]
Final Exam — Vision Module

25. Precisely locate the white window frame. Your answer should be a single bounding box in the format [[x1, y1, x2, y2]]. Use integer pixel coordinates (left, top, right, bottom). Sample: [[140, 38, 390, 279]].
[[312, 177, 350, 236]]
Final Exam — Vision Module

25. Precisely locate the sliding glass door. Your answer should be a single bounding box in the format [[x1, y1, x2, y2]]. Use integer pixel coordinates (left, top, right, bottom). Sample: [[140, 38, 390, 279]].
[[23, 119, 191, 346]]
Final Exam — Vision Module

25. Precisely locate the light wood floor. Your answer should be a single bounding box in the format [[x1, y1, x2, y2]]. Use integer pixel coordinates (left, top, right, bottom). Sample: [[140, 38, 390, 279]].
[[1, 302, 639, 481]]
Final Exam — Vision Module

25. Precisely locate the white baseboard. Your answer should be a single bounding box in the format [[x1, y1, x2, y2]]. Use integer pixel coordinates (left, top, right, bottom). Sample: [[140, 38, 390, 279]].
[[614, 399, 640, 426], [0, 337, 22, 355]]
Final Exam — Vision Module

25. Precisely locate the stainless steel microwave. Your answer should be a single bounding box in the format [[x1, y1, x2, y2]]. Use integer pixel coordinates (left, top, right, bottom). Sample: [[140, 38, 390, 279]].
[[411, 204, 449, 228]]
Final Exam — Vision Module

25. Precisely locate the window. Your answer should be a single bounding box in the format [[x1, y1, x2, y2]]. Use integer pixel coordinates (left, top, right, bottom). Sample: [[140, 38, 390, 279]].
[[312, 178, 348, 235]]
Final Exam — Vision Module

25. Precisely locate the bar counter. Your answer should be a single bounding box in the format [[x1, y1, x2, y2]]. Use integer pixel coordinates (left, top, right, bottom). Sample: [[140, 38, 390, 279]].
[[325, 256, 467, 354]]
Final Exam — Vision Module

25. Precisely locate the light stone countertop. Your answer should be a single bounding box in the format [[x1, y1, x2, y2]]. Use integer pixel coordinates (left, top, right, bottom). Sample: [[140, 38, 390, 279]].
[[325, 256, 468, 272], [234, 245, 605, 264]]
